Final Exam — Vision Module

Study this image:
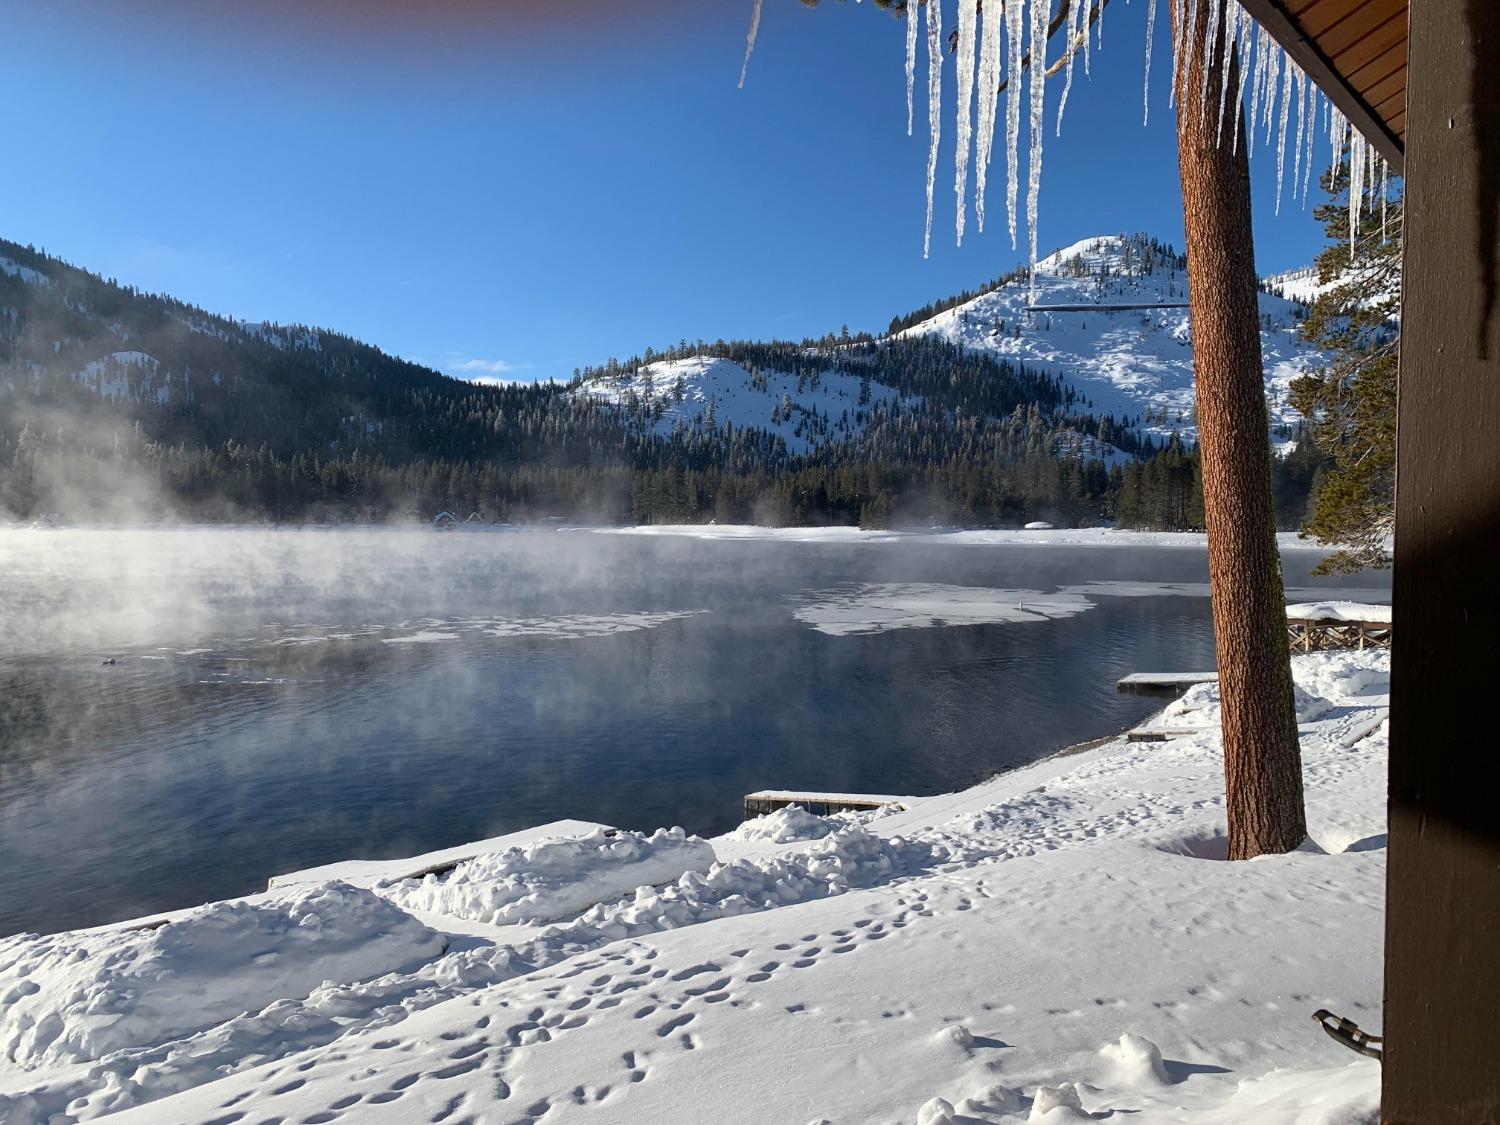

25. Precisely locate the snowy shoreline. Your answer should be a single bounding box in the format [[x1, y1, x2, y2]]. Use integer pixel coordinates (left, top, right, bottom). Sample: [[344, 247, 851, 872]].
[[582, 523, 1335, 551], [0, 648, 1388, 1124]]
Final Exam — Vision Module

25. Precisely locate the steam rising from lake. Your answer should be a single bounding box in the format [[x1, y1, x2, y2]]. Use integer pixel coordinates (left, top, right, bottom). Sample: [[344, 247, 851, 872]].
[[0, 526, 1389, 936]]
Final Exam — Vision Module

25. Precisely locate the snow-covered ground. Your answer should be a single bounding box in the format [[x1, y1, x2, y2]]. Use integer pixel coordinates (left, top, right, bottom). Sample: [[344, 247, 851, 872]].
[[899, 235, 1327, 442], [0, 649, 1389, 1124], [580, 523, 1330, 551]]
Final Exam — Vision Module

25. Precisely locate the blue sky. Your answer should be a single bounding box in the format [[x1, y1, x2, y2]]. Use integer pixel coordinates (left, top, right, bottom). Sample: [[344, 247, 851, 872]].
[[1, 1, 1328, 383]]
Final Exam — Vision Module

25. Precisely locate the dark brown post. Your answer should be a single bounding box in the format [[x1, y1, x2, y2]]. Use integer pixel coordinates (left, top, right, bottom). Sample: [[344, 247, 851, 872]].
[[1383, 1, 1500, 1119], [1173, 0, 1306, 860]]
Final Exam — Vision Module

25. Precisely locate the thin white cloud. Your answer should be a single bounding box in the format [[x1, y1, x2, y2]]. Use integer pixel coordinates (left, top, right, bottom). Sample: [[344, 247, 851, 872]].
[[449, 357, 531, 375]]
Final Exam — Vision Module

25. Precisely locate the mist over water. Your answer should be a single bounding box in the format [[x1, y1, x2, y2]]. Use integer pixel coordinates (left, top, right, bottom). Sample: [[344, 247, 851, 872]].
[[0, 527, 1389, 936]]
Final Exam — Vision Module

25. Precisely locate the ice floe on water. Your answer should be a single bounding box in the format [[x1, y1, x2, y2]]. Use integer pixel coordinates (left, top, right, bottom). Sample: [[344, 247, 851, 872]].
[[790, 583, 1388, 637], [790, 583, 1096, 635]]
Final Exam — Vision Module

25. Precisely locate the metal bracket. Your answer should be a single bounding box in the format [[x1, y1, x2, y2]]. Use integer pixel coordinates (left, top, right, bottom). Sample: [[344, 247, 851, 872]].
[[1313, 1008, 1384, 1060]]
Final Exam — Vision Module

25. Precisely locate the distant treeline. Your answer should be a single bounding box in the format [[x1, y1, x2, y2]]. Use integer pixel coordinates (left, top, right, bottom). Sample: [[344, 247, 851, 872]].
[[0, 425, 1325, 532], [0, 233, 1323, 532]]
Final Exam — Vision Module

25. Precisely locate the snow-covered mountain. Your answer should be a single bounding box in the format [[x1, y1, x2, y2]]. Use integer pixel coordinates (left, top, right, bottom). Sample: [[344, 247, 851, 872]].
[[578, 355, 911, 457], [576, 235, 1327, 459], [899, 234, 1326, 443]]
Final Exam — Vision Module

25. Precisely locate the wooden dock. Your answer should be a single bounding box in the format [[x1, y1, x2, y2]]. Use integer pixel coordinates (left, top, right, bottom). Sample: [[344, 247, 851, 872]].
[[1287, 616, 1391, 652], [1125, 727, 1208, 743], [1116, 671, 1218, 696], [743, 790, 911, 821]]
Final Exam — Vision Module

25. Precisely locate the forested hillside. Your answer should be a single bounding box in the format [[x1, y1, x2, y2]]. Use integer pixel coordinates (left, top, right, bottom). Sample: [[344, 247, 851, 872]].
[[0, 236, 1322, 529]]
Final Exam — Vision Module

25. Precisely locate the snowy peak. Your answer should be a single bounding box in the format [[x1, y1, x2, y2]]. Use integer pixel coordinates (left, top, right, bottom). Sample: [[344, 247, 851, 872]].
[[576, 355, 909, 456], [898, 232, 1326, 443], [1032, 233, 1184, 279]]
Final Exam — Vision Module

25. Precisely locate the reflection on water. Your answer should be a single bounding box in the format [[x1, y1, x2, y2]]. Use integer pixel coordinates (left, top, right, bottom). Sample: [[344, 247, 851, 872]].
[[0, 528, 1389, 935]]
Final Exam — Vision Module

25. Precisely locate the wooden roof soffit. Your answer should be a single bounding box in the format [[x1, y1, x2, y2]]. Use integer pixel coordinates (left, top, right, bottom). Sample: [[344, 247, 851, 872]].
[[1235, 0, 1406, 173]]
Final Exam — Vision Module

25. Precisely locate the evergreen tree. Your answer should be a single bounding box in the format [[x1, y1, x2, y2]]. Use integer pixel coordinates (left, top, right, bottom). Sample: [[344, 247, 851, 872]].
[[1287, 162, 1401, 574]]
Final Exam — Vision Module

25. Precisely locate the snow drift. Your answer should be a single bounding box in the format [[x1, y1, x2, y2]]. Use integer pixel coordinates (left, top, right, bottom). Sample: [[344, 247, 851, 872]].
[[0, 882, 443, 1070], [379, 827, 716, 926]]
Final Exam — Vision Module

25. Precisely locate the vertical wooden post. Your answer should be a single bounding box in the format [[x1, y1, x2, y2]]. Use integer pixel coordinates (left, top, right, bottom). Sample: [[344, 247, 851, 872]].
[[1383, 1, 1500, 1120]]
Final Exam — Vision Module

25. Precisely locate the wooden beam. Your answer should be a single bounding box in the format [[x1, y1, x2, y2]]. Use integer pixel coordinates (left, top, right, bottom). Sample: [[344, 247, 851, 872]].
[[1382, 0, 1500, 1118], [1236, 0, 1405, 171]]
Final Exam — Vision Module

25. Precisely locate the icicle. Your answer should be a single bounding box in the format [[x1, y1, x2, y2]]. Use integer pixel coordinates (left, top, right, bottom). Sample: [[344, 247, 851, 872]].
[[1169, 0, 1187, 109], [1330, 107, 1347, 190], [1261, 41, 1279, 147], [1142, 0, 1158, 125], [1349, 129, 1365, 255], [1180, 0, 1199, 112], [924, 0, 942, 259], [737, 0, 763, 90], [1230, 3, 1249, 153], [1290, 67, 1305, 201], [1082, 0, 1093, 76], [1380, 157, 1389, 242], [1301, 87, 1317, 201], [1198, 0, 1221, 126], [1274, 54, 1292, 213], [1095, 0, 1105, 51], [1214, 1, 1238, 144], [1246, 19, 1263, 156], [954, 0, 977, 246], [906, 0, 918, 135], [1058, 0, 1084, 133], [1027, 0, 1048, 300], [1005, 0, 1025, 249], [976, 0, 1004, 229]]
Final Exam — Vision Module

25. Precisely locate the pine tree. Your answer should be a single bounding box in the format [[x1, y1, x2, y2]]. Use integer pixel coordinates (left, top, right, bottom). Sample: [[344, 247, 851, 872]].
[[1287, 164, 1401, 575]]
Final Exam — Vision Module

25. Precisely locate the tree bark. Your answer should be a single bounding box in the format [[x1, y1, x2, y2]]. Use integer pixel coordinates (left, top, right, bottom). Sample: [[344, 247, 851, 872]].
[[1173, 0, 1306, 859]]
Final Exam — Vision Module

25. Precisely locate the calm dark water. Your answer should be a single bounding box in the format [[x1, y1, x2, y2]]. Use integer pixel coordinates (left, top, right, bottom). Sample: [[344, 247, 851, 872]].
[[0, 528, 1388, 936]]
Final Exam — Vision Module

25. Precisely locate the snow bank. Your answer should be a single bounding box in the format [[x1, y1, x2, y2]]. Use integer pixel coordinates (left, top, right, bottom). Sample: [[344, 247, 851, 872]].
[[379, 827, 716, 926], [565, 826, 901, 942], [727, 805, 838, 843], [1285, 600, 1392, 624], [0, 882, 442, 1070]]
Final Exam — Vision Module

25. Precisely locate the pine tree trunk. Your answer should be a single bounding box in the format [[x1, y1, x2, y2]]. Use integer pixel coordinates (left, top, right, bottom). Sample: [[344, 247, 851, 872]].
[[1173, 0, 1306, 859]]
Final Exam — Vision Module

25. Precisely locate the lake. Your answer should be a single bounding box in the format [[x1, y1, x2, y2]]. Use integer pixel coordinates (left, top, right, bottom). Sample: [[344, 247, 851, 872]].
[[0, 527, 1388, 936]]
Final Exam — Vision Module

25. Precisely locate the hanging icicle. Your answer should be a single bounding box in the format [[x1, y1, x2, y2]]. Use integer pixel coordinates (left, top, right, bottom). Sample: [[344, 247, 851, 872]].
[[1380, 157, 1389, 242], [1261, 40, 1280, 148], [1273, 54, 1292, 213], [737, 0, 763, 90], [1082, 0, 1094, 75], [1290, 68, 1306, 203], [1300, 88, 1318, 201], [976, 0, 1004, 231], [924, 0, 942, 259], [954, 0, 977, 246], [906, 0, 919, 136], [1179, 0, 1199, 110], [1168, 0, 1187, 108], [1213, 0, 1239, 144], [1198, 0, 1222, 126], [1058, 0, 1084, 133], [1027, 0, 1049, 299], [1245, 19, 1263, 156], [1005, 0, 1025, 250], [1229, 2, 1249, 153], [1349, 128, 1366, 256], [1142, 0, 1158, 125]]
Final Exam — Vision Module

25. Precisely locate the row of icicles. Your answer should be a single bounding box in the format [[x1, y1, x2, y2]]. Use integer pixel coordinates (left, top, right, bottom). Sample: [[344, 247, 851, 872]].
[[740, 0, 1392, 288]]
